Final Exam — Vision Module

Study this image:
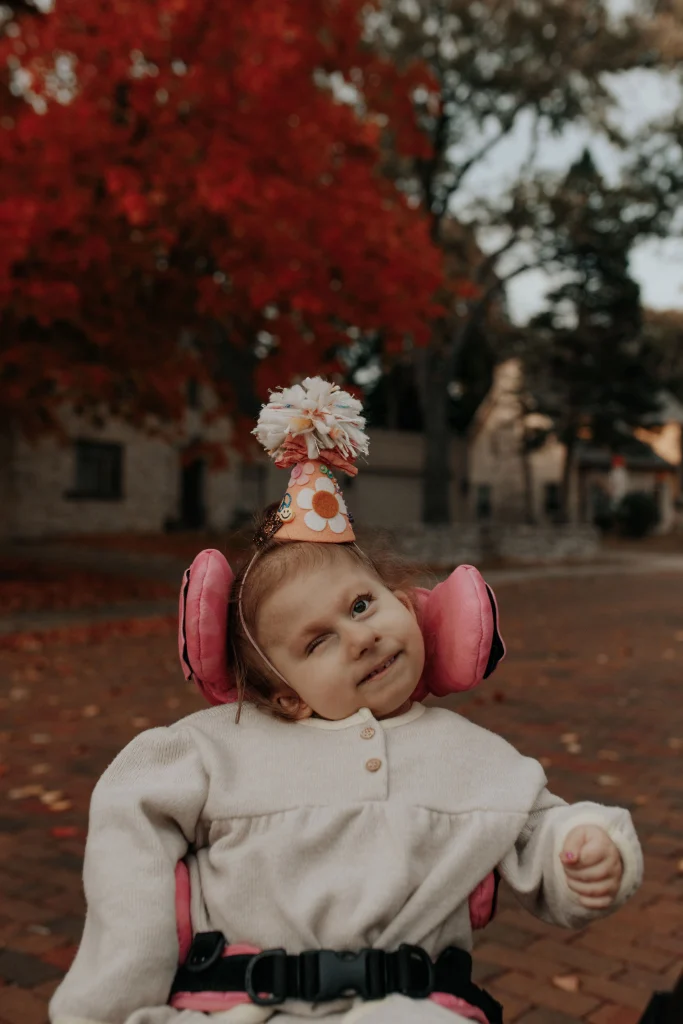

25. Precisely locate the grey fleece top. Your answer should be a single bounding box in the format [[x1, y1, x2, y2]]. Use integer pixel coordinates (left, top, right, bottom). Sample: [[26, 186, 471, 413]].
[[50, 702, 643, 1024]]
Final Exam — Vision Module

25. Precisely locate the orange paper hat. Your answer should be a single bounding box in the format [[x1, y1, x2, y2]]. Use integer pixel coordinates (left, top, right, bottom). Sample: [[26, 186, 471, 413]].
[[252, 377, 368, 544]]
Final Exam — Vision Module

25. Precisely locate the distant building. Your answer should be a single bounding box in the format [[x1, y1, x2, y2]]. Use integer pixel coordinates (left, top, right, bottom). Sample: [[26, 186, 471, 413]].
[[0, 407, 470, 540], [467, 359, 680, 532], [1, 360, 679, 540]]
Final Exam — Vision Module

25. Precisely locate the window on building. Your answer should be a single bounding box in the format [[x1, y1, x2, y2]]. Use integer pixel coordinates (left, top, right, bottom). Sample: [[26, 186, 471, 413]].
[[475, 484, 492, 521], [544, 482, 562, 520], [68, 440, 123, 500]]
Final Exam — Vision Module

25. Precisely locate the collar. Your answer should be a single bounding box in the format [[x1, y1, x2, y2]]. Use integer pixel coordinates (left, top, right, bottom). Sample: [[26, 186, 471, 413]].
[[296, 702, 426, 730]]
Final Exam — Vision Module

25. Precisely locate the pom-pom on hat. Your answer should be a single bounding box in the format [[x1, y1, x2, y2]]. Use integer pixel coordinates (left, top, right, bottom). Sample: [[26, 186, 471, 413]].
[[252, 377, 368, 545]]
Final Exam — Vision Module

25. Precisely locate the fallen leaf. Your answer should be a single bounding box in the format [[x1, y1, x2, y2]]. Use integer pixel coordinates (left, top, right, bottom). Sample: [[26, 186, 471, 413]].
[[539, 756, 553, 768], [677, 859, 683, 875], [662, 649, 676, 661], [50, 826, 80, 839], [29, 733, 51, 745], [49, 799, 73, 812], [560, 733, 579, 745], [8, 784, 44, 800], [132, 717, 150, 728], [27, 924, 52, 935], [598, 750, 620, 761], [567, 743, 582, 755], [552, 974, 581, 993], [40, 790, 64, 806], [0, 763, 9, 778], [668, 738, 683, 750], [597, 775, 621, 787], [634, 795, 649, 806], [17, 637, 43, 652], [82, 704, 100, 718], [675, 630, 683, 642], [30, 763, 52, 776], [9, 687, 29, 701], [165, 697, 180, 709], [596, 653, 609, 664]]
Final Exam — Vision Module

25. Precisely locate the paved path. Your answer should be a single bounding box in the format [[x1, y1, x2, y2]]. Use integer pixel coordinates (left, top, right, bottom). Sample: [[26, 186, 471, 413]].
[[1, 558, 683, 1022], [2, 545, 683, 640]]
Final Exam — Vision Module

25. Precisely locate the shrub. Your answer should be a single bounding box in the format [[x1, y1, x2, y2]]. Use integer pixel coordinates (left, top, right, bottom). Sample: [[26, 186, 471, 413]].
[[614, 491, 660, 538]]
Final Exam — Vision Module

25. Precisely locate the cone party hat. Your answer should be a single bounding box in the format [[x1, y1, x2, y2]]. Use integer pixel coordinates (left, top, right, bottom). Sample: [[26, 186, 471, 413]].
[[252, 377, 368, 544]]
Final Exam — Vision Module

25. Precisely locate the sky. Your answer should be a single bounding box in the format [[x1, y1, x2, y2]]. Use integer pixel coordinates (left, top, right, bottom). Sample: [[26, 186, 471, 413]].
[[449, 63, 683, 326]]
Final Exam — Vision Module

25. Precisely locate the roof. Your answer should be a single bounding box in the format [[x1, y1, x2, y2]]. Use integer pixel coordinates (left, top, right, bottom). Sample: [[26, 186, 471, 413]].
[[577, 436, 676, 473], [640, 390, 683, 426]]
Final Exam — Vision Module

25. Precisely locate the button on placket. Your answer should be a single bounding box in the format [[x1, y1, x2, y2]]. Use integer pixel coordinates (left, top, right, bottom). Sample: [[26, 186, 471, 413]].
[[358, 715, 388, 798]]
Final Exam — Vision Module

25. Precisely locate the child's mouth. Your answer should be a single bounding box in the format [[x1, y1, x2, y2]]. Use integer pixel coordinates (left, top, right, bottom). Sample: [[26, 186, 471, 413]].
[[358, 653, 400, 686]]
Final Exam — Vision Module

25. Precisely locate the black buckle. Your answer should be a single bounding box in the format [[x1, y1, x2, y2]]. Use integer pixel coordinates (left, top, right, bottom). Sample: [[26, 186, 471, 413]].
[[299, 948, 385, 1002], [396, 944, 435, 999], [184, 931, 226, 973], [245, 948, 288, 1006]]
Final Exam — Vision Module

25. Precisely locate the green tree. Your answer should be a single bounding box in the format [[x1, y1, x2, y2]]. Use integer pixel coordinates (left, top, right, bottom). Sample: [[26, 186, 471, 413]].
[[521, 151, 661, 518], [368, 0, 674, 523]]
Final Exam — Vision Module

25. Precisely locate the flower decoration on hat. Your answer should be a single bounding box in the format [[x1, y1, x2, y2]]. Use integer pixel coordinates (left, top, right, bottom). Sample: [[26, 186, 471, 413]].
[[253, 377, 368, 544], [297, 470, 349, 534], [288, 461, 315, 488]]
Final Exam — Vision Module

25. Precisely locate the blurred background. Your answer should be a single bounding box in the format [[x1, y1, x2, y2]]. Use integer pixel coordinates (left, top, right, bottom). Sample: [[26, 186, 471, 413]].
[[2, 0, 683, 562], [2, 3, 683, 1023]]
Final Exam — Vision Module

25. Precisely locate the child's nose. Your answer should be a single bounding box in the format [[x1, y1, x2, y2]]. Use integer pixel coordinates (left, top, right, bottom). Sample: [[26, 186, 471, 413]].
[[346, 622, 380, 659]]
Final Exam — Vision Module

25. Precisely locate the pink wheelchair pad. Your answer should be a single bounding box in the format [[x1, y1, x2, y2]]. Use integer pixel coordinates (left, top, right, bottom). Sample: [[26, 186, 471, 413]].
[[174, 861, 192, 964], [178, 549, 237, 706], [173, 856, 496, 1015], [418, 565, 505, 696]]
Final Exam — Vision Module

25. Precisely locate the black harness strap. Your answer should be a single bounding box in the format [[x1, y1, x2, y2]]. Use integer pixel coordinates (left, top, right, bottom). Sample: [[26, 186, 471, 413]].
[[170, 932, 503, 1022]]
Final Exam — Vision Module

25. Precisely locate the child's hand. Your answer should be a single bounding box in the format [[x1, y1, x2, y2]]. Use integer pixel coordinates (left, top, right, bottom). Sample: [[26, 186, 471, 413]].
[[560, 825, 623, 909]]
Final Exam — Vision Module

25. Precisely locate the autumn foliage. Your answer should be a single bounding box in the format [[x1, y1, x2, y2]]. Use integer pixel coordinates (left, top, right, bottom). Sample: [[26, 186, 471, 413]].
[[0, 0, 443, 439]]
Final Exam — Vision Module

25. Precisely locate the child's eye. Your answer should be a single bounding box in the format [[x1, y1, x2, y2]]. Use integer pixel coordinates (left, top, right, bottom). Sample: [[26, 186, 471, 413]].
[[352, 594, 373, 616], [306, 635, 328, 655]]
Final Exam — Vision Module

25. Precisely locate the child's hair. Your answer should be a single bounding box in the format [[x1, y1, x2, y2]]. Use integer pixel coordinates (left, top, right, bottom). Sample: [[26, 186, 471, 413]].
[[227, 507, 426, 722]]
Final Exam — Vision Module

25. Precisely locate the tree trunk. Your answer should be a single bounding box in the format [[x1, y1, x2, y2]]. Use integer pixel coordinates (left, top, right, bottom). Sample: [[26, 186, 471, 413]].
[[559, 430, 576, 523], [521, 440, 536, 524], [0, 428, 15, 541], [419, 339, 451, 524]]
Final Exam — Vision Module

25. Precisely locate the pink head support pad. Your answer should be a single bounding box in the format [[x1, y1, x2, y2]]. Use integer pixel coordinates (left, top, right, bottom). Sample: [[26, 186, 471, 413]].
[[178, 550, 505, 705], [179, 549, 236, 706]]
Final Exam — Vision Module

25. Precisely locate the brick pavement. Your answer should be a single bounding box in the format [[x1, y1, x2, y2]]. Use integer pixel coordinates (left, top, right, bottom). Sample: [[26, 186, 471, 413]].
[[1, 568, 683, 1022]]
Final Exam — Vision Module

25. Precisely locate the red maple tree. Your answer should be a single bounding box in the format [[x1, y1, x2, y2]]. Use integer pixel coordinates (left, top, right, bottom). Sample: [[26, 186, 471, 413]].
[[0, 0, 444, 444]]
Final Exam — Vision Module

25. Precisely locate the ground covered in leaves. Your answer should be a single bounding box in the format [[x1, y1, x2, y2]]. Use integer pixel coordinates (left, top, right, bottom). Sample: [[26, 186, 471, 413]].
[[1, 569, 682, 1023], [0, 558, 176, 614]]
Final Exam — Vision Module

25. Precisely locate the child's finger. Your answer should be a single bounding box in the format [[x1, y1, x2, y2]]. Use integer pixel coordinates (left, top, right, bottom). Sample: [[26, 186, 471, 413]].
[[566, 877, 619, 898], [572, 837, 611, 869], [560, 828, 589, 866], [577, 893, 616, 909], [563, 859, 617, 882]]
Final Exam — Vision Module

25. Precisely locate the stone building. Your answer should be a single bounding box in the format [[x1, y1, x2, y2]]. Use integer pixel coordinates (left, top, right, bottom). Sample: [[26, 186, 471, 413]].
[[0, 409, 469, 540], [1, 360, 679, 540], [467, 359, 680, 532]]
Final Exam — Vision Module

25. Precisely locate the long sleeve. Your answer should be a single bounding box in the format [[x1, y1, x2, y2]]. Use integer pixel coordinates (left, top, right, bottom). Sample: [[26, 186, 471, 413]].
[[49, 726, 209, 1024], [498, 788, 643, 929]]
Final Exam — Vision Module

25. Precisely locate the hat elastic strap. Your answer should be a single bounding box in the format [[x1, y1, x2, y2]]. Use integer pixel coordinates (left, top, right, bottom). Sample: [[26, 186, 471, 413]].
[[237, 549, 290, 690]]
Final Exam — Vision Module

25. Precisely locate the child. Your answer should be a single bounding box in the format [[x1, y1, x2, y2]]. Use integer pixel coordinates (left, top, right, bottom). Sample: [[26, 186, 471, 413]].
[[50, 379, 642, 1024]]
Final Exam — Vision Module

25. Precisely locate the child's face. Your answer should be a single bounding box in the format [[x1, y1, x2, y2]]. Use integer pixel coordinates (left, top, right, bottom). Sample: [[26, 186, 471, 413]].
[[255, 555, 425, 721]]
